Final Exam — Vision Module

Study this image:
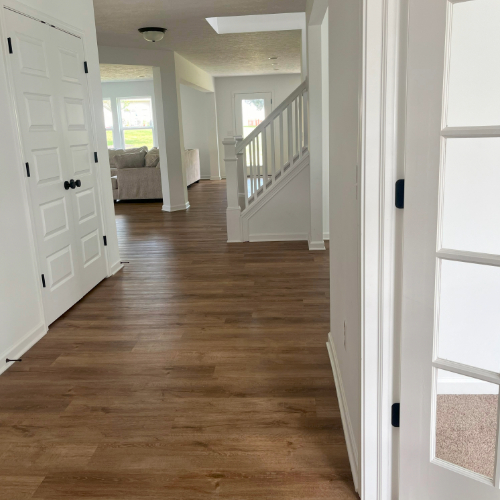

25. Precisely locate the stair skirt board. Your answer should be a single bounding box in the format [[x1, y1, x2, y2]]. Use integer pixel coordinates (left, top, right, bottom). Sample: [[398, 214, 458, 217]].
[[326, 333, 360, 493], [241, 154, 310, 243]]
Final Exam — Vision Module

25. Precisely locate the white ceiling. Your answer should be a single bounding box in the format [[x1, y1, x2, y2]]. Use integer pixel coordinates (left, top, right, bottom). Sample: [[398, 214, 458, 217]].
[[100, 64, 154, 82], [92, 0, 306, 77]]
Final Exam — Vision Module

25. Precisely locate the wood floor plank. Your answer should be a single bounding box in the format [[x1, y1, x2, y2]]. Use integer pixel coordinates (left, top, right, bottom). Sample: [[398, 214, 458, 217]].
[[0, 181, 357, 499]]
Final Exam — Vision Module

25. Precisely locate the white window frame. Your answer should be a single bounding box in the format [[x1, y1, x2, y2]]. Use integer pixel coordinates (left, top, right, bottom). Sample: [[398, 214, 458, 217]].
[[117, 96, 155, 150], [102, 98, 114, 149]]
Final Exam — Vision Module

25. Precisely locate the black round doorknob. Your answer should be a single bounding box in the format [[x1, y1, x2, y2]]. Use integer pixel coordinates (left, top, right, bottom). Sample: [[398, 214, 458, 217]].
[[75, 179, 81, 188], [64, 180, 71, 190], [69, 179, 76, 189]]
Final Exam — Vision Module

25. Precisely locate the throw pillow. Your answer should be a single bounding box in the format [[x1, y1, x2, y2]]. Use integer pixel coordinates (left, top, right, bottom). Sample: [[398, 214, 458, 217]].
[[109, 146, 148, 168], [114, 150, 147, 169], [145, 148, 160, 168]]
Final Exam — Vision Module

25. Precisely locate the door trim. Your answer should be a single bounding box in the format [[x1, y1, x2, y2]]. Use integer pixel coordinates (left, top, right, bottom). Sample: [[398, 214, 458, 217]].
[[357, 0, 406, 498], [0, 0, 113, 331]]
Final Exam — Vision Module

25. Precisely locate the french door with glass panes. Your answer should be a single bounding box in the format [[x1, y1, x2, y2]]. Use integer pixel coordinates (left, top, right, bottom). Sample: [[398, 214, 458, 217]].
[[400, 0, 500, 498]]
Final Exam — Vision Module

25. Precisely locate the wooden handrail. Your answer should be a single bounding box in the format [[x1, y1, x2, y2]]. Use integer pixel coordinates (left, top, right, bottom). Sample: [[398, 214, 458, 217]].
[[235, 78, 308, 154]]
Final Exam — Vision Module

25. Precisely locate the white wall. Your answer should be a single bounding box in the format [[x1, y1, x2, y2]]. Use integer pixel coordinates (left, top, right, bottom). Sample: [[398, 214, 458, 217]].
[[101, 80, 159, 150], [0, 0, 119, 375], [180, 84, 214, 180], [214, 74, 302, 177], [328, 0, 363, 481]]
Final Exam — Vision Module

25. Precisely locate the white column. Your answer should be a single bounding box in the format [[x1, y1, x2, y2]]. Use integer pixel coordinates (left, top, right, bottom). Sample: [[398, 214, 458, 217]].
[[207, 93, 222, 180], [307, 24, 326, 251], [223, 137, 242, 242]]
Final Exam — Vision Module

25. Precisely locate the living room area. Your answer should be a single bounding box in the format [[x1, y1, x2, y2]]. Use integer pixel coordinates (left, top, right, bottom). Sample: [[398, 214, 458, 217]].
[[100, 63, 208, 206]]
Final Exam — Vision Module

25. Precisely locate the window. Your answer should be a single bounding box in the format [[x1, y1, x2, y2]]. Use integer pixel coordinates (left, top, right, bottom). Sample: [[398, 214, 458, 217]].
[[119, 98, 154, 150], [103, 99, 114, 149], [241, 98, 265, 139]]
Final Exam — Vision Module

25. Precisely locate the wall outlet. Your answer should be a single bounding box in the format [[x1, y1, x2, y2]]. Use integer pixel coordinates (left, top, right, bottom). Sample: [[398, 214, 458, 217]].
[[343, 320, 347, 349]]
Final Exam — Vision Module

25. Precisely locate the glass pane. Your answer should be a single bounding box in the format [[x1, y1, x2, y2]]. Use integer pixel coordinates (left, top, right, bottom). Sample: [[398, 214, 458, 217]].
[[441, 138, 500, 254], [437, 259, 500, 373], [242, 99, 265, 139], [446, 0, 500, 127], [106, 130, 113, 149], [103, 99, 113, 129], [120, 98, 153, 128], [435, 369, 498, 479], [123, 129, 154, 150]]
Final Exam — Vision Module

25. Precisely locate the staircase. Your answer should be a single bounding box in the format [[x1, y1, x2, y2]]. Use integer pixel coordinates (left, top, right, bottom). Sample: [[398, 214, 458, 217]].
[[223, 80, 311, 242]]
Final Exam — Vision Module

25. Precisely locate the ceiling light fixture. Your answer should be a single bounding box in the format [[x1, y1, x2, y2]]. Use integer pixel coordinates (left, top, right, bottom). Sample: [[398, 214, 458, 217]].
[[138, 27, 167, 43], [269, 56, 278, 60]]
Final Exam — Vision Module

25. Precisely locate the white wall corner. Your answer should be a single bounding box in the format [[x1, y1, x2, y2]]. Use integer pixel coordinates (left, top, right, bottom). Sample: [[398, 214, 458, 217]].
[[326, 332, 360, 493]]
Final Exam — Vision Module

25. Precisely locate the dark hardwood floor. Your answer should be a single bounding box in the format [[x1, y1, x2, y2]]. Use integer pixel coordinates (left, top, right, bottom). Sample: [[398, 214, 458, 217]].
[[0, 180, 357, 499]]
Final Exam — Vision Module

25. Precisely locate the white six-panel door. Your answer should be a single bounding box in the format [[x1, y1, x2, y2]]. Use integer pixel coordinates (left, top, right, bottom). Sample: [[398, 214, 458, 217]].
[[400, 0, 500, 498], [5, 9, 107, 325]]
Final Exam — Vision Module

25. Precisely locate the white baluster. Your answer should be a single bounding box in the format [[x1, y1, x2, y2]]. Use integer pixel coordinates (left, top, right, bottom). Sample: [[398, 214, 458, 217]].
[[303, 90, 309, 150], [270, 118, 276, 184], [279, 112, 284, 174], [287, 103, 293, 169], [262, 126, 268, 192], [299, 93, 303, 159], [295, 97, 299, 159], [251, 139, 257, 197]]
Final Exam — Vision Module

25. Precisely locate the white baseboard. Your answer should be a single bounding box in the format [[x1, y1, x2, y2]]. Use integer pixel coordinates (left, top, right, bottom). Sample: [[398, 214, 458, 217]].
[[162, 201, 190, 212], [308, 239, 326, 251], [323, 231, 330, 240], [200, 176, 211, 180], [248, 232, 308, 243], [109, 260, 124, 276], [0, 322, 47, 376], [210, 176, 222, 181], [326, 332, 360, 493]]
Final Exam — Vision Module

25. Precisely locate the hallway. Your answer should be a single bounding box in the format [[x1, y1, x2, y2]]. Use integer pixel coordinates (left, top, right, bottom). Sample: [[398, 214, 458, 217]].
[[0, 181, 356, 499]]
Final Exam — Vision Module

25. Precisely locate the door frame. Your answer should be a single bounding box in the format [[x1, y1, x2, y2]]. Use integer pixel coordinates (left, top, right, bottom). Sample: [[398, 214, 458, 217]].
[[357, 0, 407, 498], [0, 0, 114, 331]]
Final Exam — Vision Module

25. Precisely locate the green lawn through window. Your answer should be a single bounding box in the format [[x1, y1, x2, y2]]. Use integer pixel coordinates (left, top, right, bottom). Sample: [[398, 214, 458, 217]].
[[123, 129, 154, 150]]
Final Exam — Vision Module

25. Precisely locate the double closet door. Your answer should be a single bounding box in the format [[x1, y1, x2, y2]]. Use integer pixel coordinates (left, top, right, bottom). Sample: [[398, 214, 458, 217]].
[[5, 8, 107, 325]]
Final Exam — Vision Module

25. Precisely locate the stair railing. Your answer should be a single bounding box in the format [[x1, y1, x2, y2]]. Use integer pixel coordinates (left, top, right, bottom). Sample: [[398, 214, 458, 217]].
[[223, 79, 309, 242]]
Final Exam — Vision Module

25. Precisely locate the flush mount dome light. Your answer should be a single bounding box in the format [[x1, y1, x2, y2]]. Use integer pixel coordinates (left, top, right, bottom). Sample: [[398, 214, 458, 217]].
[[138, 27, 167, 42]]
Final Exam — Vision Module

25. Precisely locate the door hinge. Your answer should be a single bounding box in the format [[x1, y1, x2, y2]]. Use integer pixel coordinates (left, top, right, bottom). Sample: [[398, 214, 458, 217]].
[[25, 162, 30, 177], [392, 403, 400, 428], [41, 274, 46, 288], [94, 152, 98, 163], [395, 179, 405, 209], [7, 37, 13, 54], [84, 61, 89, 73], [103, 235, 107, 246]]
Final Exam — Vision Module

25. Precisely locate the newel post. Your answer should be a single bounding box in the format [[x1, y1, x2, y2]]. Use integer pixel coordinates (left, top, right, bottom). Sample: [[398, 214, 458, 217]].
[[223, 137, 243, 242]]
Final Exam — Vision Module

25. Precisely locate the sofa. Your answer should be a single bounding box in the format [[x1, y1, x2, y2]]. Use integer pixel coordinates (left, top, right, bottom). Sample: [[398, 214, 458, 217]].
[[109, 147, 201, 201]]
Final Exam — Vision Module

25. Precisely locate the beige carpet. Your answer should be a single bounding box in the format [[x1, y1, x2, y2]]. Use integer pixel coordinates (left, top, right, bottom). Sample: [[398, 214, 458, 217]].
[[436, 394, 498, 478]]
